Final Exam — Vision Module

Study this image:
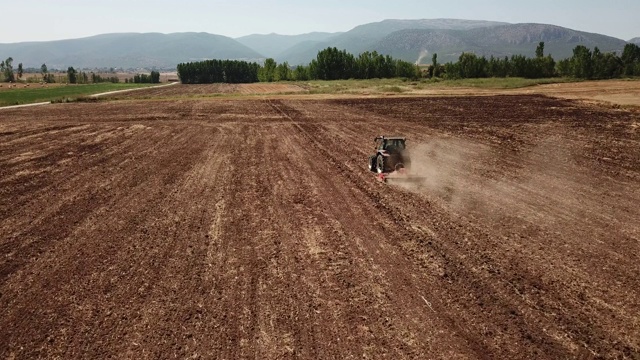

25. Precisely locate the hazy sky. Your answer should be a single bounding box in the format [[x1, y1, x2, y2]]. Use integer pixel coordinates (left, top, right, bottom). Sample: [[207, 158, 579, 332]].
[[2, 0, 639, 43]]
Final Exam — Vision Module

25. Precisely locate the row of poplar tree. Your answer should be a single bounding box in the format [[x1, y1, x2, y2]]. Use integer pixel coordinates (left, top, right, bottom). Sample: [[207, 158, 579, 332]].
[[177, 47, 418, 84], [178, 43, 640, 84], [441, 42, 640, 79]]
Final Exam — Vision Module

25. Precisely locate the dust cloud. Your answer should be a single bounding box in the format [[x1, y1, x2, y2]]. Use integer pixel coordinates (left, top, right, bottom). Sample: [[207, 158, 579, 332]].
[[395, 135, 601, 230], [397, 137, 490, 211], [415, 50, 429, 65]]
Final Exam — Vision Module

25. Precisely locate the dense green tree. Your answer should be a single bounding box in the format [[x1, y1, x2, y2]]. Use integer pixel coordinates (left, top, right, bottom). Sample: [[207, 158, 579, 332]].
[[259, 58, 277, 82], [431, 53, 439, 78], [455, 53, 487, 78], [3, 57, 14, 82], [621, 43, 640, 76], [535, 42, 545, 58], [307, 59, 318, 80], [356, 51, 374, 78], [133, 74, 154, 83], [90, 73, 119, 83], [395, 60, 419, 79], [292, 65, 309, 81], [556, 58, 571, 77], [571, 45, 593, 78], [67, 67, 77, 84], [533, 55, 556, 78], [41, 63, 48, 82], [556, 45, 623, 79], [17, 63, 23, 79], [315, 47, 356, 80], [150, 71, 160, 83], [177, 59, 259, 84], [276, 62, 291, 81]]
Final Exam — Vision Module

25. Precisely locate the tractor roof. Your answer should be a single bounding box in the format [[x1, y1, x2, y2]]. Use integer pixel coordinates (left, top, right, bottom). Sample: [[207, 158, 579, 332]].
[[376, 136, 406, 141]]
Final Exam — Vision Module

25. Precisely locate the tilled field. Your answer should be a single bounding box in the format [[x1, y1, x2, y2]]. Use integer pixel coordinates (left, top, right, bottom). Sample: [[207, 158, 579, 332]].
[[1, 95, 639, 359], [107, 83, 308, 99]]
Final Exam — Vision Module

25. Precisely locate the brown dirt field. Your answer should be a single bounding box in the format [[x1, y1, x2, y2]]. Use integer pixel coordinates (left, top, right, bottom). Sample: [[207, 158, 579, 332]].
[[411, 80, 640, 108], [508, 80, 640, 107], [105, 80, 640, 108], [108, 83, 308, 99], [1, 95, 639, 359]]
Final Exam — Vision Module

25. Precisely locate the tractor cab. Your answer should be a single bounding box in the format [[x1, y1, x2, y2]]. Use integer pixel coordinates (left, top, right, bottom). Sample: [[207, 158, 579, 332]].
[[376, 137, 406, 153]]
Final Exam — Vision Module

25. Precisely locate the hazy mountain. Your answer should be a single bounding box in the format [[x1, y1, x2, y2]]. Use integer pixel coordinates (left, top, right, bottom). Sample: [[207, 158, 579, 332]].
[[0, 20, 632, 69], [236, 32, 340, 59], [630, 37, 640, 45], [275, 41, 328, 64], [281, 19, 509, 64], [0, 32, 262, 69], [373, 24, 628, 63]]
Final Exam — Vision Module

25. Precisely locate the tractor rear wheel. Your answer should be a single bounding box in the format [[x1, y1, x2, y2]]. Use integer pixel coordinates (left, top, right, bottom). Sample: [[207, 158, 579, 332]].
[[368, 155, 377, 172], [376, 155, 385, 173]]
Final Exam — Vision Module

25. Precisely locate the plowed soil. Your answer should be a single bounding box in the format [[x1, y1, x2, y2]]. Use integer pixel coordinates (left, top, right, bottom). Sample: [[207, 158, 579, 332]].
[[108, 83, 308, 99], [1, 95, 639, 359]]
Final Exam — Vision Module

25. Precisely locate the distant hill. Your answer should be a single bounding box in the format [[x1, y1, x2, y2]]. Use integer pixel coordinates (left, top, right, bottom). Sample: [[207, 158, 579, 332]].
[[630, 37, 640, 45], [0, 20, 632, 70], [373, 24, 628, 63], [0, 32, 262, 70], [236, 32, 340, 59]]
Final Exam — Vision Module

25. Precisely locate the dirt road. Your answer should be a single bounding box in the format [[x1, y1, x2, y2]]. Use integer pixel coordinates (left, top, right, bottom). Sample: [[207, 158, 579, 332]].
[[1, 95, 639, 358]]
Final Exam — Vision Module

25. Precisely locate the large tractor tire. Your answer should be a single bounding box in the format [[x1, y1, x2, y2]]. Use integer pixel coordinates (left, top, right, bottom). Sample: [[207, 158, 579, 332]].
[[376, 155, 385, 174], [368, 155, 377, 172]]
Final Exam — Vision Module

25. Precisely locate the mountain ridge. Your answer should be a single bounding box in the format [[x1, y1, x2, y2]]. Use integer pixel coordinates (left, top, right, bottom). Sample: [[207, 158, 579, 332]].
[[0, 19, 632, 69], [0, 32, 262, 69], [372, 23, 627, 63]]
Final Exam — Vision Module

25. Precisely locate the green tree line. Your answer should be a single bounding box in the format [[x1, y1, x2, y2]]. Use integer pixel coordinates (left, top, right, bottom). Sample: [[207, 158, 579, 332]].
[[290, 48, 418, 81], [177, 47, 420, 84], [124, 71, 160, 84], [3, 59, 160, 84], [441, 42, 640, 80], [177, 60, 260, 84]]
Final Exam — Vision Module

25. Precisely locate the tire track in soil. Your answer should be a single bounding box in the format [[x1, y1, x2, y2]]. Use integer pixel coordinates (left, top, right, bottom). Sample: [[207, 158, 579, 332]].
[[266, 99, 488, 358], [267, 98, 640, 358], [1, 97, 638, 359], [1, 120, 229, 358], [336, 98, 638, 357]]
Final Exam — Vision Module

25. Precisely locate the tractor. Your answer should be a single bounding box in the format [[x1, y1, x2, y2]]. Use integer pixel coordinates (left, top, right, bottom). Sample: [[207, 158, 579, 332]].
[[368, 136, 411, 174]]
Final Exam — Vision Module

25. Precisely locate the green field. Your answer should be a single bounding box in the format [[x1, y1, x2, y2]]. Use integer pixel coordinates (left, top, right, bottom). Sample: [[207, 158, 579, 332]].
[[0, 83, 155, 107]]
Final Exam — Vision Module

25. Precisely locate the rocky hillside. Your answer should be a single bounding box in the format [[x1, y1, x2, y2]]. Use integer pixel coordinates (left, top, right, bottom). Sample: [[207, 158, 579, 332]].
[[279, 19, 508, 64], [374, 24, 628, 63]]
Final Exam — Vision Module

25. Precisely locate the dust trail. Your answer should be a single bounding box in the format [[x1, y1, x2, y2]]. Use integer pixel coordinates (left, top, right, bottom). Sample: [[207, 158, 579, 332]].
[[395, 135, 614, 233], [415, 49, 429, 65], [396, 137, 490, 211]]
